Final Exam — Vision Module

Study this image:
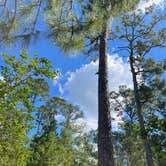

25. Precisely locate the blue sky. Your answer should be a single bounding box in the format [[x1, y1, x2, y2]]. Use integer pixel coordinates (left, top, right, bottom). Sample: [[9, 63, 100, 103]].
[[0, 0, 166, 130]]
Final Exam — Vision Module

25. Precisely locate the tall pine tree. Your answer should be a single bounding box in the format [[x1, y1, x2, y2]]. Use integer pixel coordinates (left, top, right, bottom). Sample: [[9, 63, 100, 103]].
[[112, 6, 166, 166], [45, 1, 140, 165]]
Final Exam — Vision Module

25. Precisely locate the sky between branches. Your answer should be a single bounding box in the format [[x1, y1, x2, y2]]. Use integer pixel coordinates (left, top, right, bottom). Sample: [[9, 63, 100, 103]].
[[1, 0, 165, 131]]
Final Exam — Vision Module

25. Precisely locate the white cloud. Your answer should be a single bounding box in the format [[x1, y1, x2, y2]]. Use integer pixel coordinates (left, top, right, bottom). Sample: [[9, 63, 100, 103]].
[[59, 54, 132, 130], [0, 75, 4, 81], [54, 114, 65, 123], [58, 84, 64, 95], [137, 0, 165, 12]]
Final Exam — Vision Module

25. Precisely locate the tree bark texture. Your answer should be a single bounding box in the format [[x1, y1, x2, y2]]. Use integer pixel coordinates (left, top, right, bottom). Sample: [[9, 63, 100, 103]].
[[98, 26, 115, 166], [129, 55, 154, 166]]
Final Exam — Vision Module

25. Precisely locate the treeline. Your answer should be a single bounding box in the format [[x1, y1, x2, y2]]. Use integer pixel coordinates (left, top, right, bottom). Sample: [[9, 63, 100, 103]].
[[0, 50, 165, 166], [0, 0, 166, 166]]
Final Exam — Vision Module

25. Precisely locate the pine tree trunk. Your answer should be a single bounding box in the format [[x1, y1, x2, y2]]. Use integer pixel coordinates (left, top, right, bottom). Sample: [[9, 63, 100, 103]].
[[98, 25, 114, 166], [129, 55, 153, 166]]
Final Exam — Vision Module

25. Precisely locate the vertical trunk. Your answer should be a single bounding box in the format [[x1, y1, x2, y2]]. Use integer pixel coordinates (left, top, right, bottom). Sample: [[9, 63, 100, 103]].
[[98, 25, 114, 166], [129, 55, 153, 166]]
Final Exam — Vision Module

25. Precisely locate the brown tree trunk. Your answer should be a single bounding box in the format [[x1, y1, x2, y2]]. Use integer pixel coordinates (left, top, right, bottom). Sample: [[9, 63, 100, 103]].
[[129, 55, 153, 166], [98, 25, 114, 166]]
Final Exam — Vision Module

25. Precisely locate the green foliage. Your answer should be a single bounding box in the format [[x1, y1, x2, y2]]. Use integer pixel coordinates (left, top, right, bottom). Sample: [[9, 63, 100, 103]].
[[142, 59, 166, 166], [0, 51, 97, 165], [0, 0, 44, 47], [0, 0, 140, 49], [0, 51, 58, 165], [0, 1, 165, 166], [28, 131, 75, 166], [110, 57, 166, 165], [74, 130, 97, 166], [111, 7, 166, 165], [112, 7, 166, 56], [111, 86, 146, 166], [28, 97, 97, 166], [45, 0, 140, 56]]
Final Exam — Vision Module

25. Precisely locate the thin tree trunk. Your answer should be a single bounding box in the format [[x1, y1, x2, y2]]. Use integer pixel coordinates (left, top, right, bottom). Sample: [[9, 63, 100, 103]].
[[129, 55, 153, 166], [98, 25, 114, 166]]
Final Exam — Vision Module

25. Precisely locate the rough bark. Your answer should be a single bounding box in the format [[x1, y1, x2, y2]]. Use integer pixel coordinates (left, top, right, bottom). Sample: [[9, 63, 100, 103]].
[[98, 25, 114, 166], [129, 55, 154, 166]]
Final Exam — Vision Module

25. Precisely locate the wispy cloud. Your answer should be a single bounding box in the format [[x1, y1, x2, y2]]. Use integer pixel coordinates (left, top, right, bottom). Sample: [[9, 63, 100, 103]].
[[137, 0, 165, 12], [0, 75, 4, 81]]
